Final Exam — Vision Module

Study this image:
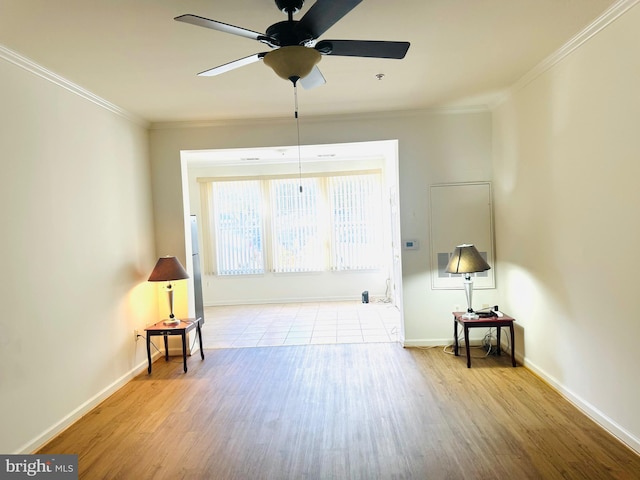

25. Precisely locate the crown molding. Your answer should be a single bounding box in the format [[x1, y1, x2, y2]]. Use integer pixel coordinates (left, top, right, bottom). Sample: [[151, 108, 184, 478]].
[[491, 0, 640, 110], [149, 105, 491, 131], [0, 44, 148, 128], [150, 115, 293, 130]]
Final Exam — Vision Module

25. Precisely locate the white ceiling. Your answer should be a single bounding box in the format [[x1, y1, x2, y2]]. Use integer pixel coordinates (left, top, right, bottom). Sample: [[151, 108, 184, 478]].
[[0, 0, 617, 124]]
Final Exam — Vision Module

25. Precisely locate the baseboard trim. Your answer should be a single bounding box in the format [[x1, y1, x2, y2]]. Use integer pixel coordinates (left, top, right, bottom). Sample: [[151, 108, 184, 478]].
[[18, 355, 160, 454], [404, 338, 489, 348], [522, 358, 640, 455], [21, 341, 638, 458], [498, 341, 638, 454], [404, 339, 452, 347], [409, 338, 639, 455], [204, 295, 384, 306]]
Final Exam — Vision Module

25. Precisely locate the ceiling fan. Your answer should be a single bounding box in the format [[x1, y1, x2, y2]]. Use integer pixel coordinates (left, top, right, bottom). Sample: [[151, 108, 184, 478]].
[[175, 0, 410, 88]]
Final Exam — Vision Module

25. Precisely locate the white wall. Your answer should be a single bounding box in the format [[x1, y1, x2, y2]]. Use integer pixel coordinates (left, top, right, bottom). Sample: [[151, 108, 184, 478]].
[[492, 3, 640, 452], [149, 110, 493, 346], [0, 49, 157, 453]]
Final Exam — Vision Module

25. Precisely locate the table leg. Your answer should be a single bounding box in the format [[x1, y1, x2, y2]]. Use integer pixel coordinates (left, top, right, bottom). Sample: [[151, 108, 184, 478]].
[[464, 325, 471, 368], [163, 335, 169, 361], [182, 332, 188, 373], [197, 321, 205, 360], [146, 335, 152, 374], [509, 323, 516, 367], [496, 326, 502, 356], [453, 318, 459, 356]]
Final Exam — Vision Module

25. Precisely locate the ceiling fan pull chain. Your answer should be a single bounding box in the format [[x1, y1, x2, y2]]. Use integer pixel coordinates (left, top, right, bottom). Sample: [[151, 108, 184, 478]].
[[294, 84, 303, 193]]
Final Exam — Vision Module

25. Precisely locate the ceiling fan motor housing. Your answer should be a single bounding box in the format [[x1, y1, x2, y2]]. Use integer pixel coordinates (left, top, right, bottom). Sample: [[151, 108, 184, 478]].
[[266, 21, 314, 46], [275, 0, 305, 14]]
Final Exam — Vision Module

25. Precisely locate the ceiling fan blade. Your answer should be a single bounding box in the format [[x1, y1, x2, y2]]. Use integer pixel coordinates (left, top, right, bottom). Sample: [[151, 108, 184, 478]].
[[316, 40, 410, 59], [175, 14, 267, 42], [298, 0, 363, 39], [197, 53, 267, 77], [300, 66, 326, 89]]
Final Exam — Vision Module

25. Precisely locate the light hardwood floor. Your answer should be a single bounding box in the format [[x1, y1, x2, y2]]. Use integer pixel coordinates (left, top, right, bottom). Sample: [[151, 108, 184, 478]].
[[38, 344, 639, 479]]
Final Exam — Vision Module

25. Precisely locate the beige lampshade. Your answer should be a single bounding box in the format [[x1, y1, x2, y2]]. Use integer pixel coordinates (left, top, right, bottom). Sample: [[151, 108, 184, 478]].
[[148, 256, 189, 282], [263, 46, 321, 82], [445, 244, 490, 274]]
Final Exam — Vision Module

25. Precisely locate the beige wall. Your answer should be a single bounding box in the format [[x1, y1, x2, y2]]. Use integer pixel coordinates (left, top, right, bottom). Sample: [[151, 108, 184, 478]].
[[0, 50, 157, 453], [150, 110, 494, 346], [492, 3, 640, 452]]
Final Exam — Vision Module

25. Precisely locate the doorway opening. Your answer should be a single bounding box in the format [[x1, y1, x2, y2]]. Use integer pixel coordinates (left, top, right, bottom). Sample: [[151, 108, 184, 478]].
[[181, 140, 404, 347]]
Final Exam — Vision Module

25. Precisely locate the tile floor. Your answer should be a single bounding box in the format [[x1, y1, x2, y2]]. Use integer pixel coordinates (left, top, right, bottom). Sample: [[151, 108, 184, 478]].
[[200, 300, 402, 349]]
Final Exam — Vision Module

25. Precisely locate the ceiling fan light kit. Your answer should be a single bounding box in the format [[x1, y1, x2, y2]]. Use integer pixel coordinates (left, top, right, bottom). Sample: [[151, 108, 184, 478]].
[[264, 46, 321, 84], [175, 0, 410, 88]]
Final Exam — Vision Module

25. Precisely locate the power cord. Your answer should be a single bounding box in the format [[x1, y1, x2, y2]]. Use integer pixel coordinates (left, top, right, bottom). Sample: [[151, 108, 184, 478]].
[[482, 326, 513, 356], [443, 328, 496, 357], [482, 327, 495, 356], [443, 329, 467, 355], [382, 278, 392, 303]]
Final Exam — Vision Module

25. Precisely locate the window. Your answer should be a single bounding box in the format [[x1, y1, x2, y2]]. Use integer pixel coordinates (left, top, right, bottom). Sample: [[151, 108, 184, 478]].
[[271, 177, 324, 273], [200, 171, 384, 275], [211, 179, 264, 275], [329, 174, 384, 270]]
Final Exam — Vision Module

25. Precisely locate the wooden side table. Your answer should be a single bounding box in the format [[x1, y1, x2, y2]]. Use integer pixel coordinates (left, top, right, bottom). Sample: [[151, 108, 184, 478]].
[[453, 312, 516, 368], [145, 317, 204, 374]]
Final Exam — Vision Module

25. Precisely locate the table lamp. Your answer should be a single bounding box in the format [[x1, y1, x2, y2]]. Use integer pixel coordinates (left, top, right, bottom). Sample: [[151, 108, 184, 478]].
[[445, 244, 490, 319], [148, 256, 189, 326]]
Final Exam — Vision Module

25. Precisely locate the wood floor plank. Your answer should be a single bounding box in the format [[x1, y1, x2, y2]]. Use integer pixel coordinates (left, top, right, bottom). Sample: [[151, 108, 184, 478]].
[[37, 344, 640, 479]]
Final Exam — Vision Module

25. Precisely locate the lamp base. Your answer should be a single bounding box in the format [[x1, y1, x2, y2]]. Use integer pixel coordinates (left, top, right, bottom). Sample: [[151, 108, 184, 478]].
[[461, 311, 479, 320], [162, 318, 181, 326]]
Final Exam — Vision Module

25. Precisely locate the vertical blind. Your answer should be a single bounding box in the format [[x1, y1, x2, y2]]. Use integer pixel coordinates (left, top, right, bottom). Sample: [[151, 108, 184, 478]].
[[211, 179, 264, 275], [270, 177, 325, 273], [329, 173, 383, 270], [200, 171, 383, 275]]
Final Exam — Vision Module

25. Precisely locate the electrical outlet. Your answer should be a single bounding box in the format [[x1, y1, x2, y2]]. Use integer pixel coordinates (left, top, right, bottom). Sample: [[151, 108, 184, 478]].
[[134, 329, 139, 342], [454, 304, 460, 312]]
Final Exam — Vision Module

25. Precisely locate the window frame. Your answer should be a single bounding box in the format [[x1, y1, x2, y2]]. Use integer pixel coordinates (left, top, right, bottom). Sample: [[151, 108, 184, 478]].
[[198, 169, 384, 276]]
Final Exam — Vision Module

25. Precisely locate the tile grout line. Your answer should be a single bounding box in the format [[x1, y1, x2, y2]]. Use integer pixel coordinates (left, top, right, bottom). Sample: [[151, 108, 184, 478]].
[[201, 301, 400, 349]]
